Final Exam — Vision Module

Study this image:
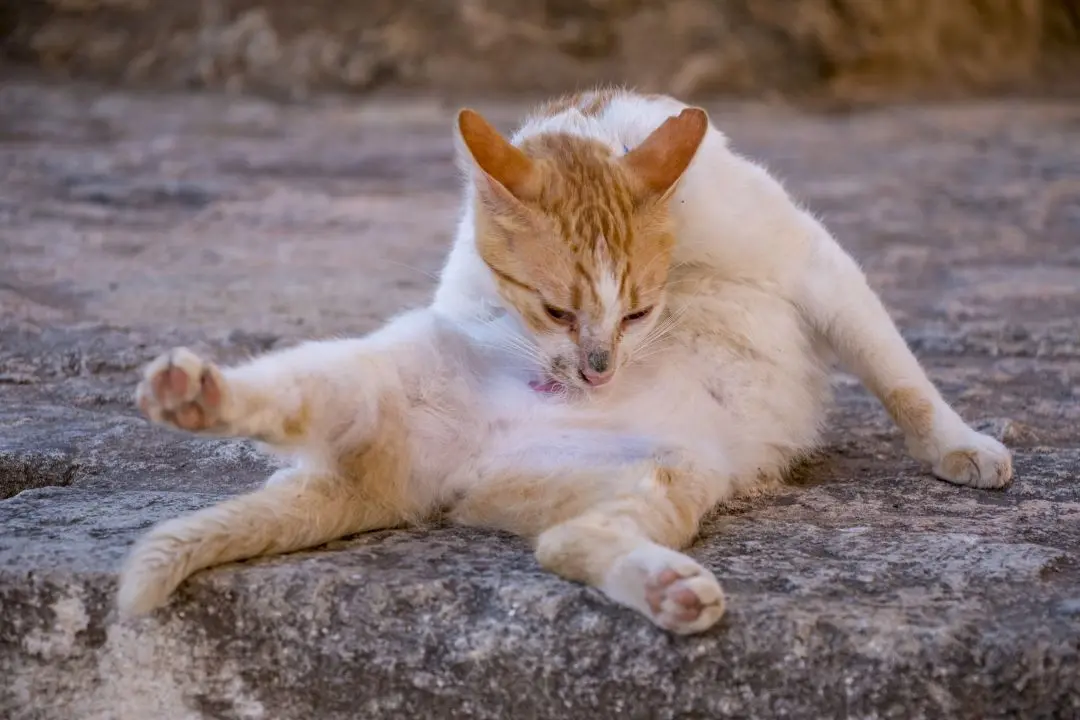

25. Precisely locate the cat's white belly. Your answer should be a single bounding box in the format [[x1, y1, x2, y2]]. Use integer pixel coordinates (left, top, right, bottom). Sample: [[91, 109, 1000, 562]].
[[409, 308, 828, 499]]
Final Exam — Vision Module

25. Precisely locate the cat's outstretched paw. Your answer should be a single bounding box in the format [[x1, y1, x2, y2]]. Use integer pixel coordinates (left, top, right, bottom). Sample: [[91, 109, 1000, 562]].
[[931, 429, 1013, 489], [608, 545, 725, 635], [136, 347, 226, 432]]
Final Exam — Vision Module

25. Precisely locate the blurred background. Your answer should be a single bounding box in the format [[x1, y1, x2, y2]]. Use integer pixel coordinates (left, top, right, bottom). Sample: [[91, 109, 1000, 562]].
[[1, 1, 1079, 339], [3, 0, 1079, 104]]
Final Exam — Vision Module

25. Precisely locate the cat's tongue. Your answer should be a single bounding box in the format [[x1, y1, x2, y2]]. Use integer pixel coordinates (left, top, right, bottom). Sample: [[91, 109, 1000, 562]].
[[529, 378, 566, 394]]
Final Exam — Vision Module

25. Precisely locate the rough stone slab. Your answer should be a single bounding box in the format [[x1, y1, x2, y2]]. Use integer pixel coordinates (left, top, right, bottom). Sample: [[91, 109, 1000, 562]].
[[0, 82, 1079, 718], [2, 448, 1078, 719]]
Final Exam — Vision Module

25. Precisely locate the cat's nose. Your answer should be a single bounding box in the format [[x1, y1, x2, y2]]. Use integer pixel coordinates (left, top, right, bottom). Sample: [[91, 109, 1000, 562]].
[[581, 349, 614, 386], [587, 349, 610, 373]]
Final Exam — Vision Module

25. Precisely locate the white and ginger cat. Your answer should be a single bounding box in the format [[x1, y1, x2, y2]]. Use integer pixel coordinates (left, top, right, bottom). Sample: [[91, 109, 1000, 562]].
[[118, 89, 1013, 634]]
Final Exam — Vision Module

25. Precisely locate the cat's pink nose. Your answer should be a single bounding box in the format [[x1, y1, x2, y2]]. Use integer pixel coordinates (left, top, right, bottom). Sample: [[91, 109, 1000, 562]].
[[580, 349, 614, 386], [581, 369, 614, 386]]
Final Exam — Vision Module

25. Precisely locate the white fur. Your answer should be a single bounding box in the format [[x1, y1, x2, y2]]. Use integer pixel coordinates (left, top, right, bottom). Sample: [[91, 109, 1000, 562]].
[[594, 245, 623, 321], [119, 91, 1012, 631], [436, 91, 1011, 489]]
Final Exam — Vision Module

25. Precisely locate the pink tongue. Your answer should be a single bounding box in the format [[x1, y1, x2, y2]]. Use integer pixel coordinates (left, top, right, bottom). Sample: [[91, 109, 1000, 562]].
[[529, 379, 565, 394]]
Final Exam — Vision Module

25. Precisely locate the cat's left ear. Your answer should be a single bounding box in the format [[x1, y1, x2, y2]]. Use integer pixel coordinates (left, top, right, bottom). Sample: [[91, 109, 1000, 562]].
[[456, 109, 541, 207], [621, 107, 709, 205]]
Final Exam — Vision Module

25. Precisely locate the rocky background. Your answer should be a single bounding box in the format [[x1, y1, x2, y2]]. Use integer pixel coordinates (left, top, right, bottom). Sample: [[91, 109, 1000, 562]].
[[1, 0, 1079, 103], [1, 2, 1079, 719]]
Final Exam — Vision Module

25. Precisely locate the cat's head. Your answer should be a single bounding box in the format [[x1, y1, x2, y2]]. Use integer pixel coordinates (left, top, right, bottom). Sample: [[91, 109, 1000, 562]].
[[456, 105, 708, 391]]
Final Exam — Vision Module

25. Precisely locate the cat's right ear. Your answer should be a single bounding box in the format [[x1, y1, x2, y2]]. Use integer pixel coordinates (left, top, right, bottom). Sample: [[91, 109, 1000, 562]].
[[456, 109, 540, 208], [622, 107, 709, 205]]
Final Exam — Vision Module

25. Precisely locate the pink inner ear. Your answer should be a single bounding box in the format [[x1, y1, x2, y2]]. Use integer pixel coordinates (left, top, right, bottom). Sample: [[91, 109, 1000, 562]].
[[458, 109, 539, 201], [623, 108, 708, 199]]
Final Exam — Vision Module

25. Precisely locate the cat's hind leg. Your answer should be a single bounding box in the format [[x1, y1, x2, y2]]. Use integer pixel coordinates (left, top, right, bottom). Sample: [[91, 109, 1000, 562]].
[[454, 463, 726, 634], [118, 470, 406, 617], [537, 510, 725, 635], [795, 221, 1012, 488]]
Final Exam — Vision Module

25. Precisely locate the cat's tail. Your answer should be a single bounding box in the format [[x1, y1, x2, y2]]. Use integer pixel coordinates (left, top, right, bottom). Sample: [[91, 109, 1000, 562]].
[[116, 476, 387, 617]]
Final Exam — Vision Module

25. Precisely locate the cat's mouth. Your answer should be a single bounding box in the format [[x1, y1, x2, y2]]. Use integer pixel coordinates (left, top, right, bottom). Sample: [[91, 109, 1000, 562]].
[[529, 377, 567, 394], [529, 357, 581, 394], [530, 369, 599, 394]]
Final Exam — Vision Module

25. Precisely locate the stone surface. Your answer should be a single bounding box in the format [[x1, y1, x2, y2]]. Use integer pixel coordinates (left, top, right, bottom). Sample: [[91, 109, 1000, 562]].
[[2, 0, 1078, 103], [0, 80, 1079, 718]]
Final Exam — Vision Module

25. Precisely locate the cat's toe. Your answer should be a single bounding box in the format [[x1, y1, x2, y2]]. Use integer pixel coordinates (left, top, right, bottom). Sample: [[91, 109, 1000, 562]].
[[932, 431, 1013, 489]]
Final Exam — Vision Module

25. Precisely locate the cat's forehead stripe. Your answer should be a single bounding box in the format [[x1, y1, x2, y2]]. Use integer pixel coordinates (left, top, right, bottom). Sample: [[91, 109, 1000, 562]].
[[597, 266, 622, 316], [620, 265, 640, 309], [573, 261, 597, 306]]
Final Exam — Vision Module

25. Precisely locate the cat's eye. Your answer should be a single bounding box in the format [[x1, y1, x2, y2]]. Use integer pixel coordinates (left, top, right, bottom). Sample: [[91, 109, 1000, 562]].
[[622, 307, 653, 324], [543, 304, 574, 323]]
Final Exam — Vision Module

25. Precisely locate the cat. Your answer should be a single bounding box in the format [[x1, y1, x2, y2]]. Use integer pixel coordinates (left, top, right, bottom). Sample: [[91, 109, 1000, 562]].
[[117, 88, 1013, 634]]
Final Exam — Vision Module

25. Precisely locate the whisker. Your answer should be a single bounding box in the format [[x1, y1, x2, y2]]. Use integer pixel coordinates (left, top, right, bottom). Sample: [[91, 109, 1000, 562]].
[[476, 322, 551, 370], [627, 304, 689, 367], [379, 259, 441, 282], [637, 306, 686, 345]]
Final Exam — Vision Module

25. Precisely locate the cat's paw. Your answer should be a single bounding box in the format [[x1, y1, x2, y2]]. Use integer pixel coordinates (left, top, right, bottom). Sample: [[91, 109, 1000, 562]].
[[645, 563, 726, 634], [930, 429, 1013, 489], [136, 347, 226, 432], [609, 545, 725, 635]]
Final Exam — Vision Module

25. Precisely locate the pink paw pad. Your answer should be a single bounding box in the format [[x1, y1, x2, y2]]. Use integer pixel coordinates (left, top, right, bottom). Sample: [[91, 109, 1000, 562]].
[[137, 348, 224, 432]]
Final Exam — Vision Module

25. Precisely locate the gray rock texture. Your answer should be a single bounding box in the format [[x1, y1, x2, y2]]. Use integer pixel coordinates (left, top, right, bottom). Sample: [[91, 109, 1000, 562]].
[[1, 80, 1079, 718]]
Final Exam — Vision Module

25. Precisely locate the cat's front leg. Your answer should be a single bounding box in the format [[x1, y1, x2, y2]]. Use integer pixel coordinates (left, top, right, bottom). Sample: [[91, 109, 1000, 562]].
[[136, 345, 329, 446], [796, 223, 1012, 488], [136, 336, 390, 448]]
